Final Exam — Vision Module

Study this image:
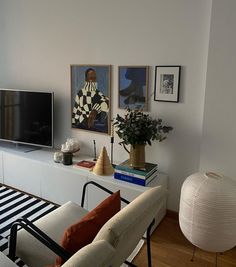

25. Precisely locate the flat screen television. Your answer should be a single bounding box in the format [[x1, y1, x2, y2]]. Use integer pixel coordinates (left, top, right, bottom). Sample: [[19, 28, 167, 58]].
[[0, 89, 54, 148]]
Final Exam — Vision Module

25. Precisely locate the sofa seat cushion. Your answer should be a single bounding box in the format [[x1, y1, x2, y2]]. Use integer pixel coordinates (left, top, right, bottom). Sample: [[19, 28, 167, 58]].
[[0, 252, 18, 267], [16, 201, 89, 267]]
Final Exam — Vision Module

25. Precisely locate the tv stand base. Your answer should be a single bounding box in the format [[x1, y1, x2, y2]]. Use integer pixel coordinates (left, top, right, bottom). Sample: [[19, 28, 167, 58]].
[[0, 141, 42, 153]]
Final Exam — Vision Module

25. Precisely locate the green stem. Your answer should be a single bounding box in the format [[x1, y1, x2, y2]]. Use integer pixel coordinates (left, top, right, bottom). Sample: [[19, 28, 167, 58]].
[[123, 144, 130, 154]]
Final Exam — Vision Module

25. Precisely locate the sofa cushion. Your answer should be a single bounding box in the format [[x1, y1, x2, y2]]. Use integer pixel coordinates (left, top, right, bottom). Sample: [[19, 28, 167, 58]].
[[56, 191, 121, 266], [0, 252, 18, 267], [16, 201, 89, 267]]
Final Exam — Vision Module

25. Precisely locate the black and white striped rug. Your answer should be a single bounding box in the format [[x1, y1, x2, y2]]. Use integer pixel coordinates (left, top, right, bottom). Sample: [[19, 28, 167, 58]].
[[0, 184, 58, 266]]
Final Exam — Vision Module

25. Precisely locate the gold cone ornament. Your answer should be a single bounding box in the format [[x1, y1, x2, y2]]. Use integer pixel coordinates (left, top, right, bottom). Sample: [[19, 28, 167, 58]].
[[93, 146, 114, 176]]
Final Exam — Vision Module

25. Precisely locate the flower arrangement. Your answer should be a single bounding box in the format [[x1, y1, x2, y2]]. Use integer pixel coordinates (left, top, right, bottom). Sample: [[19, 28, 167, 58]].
[[113, 109, 173, 146]]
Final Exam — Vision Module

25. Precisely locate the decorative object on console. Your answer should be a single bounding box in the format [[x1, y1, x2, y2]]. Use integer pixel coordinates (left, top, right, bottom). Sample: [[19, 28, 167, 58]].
[[60, 138, 80, 166], [93, 140, 97, 161], [73, 160, 96, 171], [154, 65, 181, 102], [110, 120, 114, 165], [113, 109, 173, 169], [116, 160, 157, 175], [62, 152, 73, 165], [93, 146, 114, 176], [71, 65, 111, 134], [114, 160, 158, 186], [179, 172, 236, 264], [61, 138, 80, 154], [119, 66, 149, 110], [53, 151, 63, 163]]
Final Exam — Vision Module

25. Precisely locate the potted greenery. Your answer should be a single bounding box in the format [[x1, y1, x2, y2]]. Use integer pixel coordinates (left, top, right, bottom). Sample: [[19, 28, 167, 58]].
[[113, 109, 173, 169]]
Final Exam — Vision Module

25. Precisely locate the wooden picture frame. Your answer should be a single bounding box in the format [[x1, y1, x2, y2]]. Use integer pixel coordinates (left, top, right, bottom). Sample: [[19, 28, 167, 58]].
[[71, 64, 111, 134], [154, 66, 181, 102], [118, 66, 149, 110]]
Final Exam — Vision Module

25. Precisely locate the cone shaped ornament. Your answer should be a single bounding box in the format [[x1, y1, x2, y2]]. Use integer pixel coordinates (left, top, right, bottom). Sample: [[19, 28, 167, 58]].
[[93, 146, 114, 175]]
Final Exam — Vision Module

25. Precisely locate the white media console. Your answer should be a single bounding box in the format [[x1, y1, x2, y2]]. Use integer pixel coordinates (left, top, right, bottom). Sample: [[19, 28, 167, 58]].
[[0, 147, 168, 230]]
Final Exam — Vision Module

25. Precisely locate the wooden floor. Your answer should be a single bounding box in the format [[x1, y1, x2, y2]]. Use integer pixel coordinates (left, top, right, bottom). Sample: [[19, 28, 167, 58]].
[[133, 215, 236, 267]]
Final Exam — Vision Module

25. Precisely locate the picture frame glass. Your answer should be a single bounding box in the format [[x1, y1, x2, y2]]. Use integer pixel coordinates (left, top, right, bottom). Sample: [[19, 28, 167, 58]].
[[154, 66, 180, 102], [71, 65, 111, 134], [119, 66, 149, 110]]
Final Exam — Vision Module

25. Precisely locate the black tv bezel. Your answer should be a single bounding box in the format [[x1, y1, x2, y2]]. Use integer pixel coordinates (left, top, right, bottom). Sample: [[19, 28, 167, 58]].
[[0, 88, 54, 149]]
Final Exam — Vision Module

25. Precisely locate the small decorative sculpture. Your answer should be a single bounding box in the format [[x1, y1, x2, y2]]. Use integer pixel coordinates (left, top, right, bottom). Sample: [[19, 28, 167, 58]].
[[93, 146, 114, 176], [61, 138, 80, 153], [53, 151, 63, 163], [60, 138, 80, 166]]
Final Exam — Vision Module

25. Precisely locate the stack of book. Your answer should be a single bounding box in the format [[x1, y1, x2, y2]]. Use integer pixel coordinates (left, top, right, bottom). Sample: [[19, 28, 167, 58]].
[[114, 160, 158, 186]]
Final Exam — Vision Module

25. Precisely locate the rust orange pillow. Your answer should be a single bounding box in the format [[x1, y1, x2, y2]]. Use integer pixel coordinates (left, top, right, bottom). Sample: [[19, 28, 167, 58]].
[[55, 191, 121, 266]]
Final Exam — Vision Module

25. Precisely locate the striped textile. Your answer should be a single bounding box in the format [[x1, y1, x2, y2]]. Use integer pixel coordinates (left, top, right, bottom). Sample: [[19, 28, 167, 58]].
[[0, 185, 58, 267]]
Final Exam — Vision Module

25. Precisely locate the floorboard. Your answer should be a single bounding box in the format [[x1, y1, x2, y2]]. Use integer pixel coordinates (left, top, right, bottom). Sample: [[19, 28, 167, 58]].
[[133, 216, 236, 267]]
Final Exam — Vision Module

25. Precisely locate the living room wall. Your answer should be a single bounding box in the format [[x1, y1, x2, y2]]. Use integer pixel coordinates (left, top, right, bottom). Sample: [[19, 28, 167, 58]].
[[200, 0, 236, 179], [0, 0, 212, 211]]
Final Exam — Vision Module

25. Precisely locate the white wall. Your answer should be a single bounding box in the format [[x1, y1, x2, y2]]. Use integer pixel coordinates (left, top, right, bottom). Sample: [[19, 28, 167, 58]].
[[0, 0, 212, 211], [200, 0, 236, 179], [0, 4, 6, 83]]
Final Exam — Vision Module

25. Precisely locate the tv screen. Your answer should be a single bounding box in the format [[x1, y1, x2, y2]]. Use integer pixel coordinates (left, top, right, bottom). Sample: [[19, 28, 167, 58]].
[[0, 89, 53, 148]]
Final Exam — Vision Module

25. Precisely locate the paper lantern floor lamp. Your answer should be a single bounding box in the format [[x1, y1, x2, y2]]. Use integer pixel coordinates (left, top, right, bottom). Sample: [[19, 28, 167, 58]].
[[93, 146, 114, 176], [179, 172, 236, 265]]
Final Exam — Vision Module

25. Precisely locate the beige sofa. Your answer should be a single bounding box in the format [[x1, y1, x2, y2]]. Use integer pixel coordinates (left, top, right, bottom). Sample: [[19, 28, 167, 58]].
[[9, 185, 164, 267]]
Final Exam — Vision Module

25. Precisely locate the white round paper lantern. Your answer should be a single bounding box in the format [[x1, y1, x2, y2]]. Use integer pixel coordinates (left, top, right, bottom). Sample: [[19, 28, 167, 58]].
[[179, 172, 236, 252]]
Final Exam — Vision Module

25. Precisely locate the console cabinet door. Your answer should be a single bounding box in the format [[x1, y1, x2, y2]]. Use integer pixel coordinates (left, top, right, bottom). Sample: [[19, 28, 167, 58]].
[[41, 165, 88, 206], [3, 153, 41, 196], [86, 173, 168, 211]]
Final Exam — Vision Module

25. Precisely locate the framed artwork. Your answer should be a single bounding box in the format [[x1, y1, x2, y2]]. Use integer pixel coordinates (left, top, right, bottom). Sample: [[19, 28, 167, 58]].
[[71, 64, 111, 134], [118, 66, 149, 110], [154, 66, 181, 102]]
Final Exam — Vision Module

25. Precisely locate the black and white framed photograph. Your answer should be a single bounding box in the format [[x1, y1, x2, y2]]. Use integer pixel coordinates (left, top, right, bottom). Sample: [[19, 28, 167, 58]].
[[154, 66, 181, 102]]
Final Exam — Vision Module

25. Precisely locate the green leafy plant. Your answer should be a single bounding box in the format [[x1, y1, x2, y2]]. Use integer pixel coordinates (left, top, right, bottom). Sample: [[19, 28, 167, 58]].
[[113, 109, 173, 146]]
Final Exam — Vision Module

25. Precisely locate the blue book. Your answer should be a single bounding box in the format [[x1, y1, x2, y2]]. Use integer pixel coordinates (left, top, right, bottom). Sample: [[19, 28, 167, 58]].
[[114, 168, 157, 179], [114, 171, 157, 186], [115, 160, 157, 178]]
